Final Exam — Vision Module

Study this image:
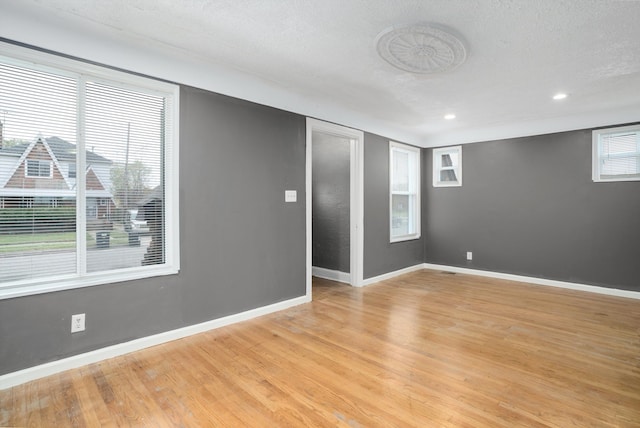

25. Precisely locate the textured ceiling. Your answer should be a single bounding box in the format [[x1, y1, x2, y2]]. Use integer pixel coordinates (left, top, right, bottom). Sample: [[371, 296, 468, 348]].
[[2, 0, 640, 147]]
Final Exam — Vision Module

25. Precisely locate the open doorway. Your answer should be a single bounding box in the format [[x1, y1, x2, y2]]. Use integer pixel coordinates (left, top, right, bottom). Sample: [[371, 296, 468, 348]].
[[312, 131, 350, 281], [305, 118, 364, 299]]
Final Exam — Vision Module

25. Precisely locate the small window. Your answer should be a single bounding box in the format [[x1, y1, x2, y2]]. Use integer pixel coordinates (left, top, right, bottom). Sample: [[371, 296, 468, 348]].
[[68, 163, 76, 178], [26, 160, 52, 178], [390, 141, 421, 242], [593, 125, 640, 182], [433, 146, 462, 187]]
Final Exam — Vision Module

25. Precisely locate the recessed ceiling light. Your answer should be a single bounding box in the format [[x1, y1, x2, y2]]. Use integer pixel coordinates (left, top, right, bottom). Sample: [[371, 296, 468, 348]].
[[444, 114, 456, 120], [553, 93, 568, 100]]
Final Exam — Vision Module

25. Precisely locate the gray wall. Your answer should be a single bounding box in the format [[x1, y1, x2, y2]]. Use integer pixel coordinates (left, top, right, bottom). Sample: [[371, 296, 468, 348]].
[[312, 132, 350, 273], [363, 132, 424, 279], [4, 64, 636, 380], [0, 86, 307, 375], [423, 126, 640, 291]]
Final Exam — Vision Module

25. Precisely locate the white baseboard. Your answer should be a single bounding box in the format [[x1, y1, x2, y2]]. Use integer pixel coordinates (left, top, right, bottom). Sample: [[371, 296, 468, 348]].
[[0, 294, 310, 391], [361, 263, 425, 286], [312, 266, 351, 284], [423, 263, 640, 300]]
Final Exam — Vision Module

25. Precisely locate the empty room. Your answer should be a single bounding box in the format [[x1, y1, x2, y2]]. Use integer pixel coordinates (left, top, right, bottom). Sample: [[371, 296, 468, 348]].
[[1, 1, 639, 427]]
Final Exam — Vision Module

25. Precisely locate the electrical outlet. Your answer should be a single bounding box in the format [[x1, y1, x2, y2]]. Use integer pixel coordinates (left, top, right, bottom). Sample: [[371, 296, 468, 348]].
[[466, 251, 473, 261], [71, 313, 85, 333]]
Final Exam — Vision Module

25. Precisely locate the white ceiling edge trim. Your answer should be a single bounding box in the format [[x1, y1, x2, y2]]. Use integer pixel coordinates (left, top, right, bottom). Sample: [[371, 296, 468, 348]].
[[421, 109, 640, 148], [0, 5, 420, 146]]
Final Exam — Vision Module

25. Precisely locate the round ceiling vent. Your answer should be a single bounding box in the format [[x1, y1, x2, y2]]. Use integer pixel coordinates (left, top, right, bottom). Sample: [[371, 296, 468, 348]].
[[376, 23, 467, 74]]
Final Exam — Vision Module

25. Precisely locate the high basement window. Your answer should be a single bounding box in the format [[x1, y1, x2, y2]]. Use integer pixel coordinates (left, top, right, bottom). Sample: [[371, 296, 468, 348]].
[[593, 125, 640, 182], [433, 145, 462, 187], [0, 43, 180, 299]]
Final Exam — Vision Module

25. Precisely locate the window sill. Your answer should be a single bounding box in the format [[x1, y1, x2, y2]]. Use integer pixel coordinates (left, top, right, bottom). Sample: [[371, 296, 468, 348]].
[[0, 265, 180, 300], [390, 233, 421, 243], [592, 176, 640, 183], [433, 181, 462, 188]]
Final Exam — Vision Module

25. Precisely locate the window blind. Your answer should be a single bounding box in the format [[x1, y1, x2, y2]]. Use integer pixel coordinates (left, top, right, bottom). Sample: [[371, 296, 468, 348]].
[[85, 81, 166, 272], [0, 62, 77, 283], [599, 132, 640, 179]]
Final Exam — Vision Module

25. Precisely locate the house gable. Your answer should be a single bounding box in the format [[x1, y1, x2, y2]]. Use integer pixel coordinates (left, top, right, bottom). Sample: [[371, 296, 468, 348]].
[[4, 138, 70, 190], [85, 167, 106, 191]]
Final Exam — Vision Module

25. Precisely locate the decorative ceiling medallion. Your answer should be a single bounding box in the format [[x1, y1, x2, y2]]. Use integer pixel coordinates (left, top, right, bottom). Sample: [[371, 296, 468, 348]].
[[376, 23, 467, 74]]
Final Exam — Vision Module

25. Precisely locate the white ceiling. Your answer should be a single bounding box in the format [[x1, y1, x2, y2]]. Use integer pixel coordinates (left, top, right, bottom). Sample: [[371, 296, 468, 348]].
[[2, 0, 640, 147]]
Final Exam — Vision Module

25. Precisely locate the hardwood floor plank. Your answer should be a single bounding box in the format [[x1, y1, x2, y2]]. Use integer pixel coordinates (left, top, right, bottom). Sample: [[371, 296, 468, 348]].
[[1, 270, 639, 426]]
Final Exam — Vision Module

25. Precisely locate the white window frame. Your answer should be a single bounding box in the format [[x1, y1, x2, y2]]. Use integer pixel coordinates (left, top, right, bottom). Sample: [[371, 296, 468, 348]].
[[25, 159, 53, 178], [592, 125, 640, 182], [433, 145, 462, 187], [0, 42, 180, 300], [389, 141, 421, 243]]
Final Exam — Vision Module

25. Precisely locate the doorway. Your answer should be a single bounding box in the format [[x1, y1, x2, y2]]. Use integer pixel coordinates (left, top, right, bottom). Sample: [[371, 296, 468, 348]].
[[305, 118, 364, 299]]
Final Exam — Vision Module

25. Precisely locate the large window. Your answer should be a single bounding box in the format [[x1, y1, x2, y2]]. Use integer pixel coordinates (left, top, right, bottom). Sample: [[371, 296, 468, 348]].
[[390, 141, 420, 242], [593, 125, 640, 182], [0, 43, 179, 298]]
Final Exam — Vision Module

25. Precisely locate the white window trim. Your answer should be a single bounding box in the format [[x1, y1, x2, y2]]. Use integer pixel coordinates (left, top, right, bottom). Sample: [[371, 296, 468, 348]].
[[25, 159, 53, 178], [389, 141, 421, 243], [433, 145, 462, 187], [0, 42, 180, 300], [592, 124, 640, 182]]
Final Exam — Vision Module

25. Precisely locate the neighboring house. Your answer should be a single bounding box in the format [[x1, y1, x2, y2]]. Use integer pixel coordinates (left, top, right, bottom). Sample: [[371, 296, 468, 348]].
[[0, 136, 115, 222], [137, 185, 163, 265]]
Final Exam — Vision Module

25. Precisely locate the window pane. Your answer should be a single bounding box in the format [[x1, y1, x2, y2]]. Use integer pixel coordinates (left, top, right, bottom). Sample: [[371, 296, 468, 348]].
[[601, 155, 639, 177], [392, 149, 409, 192], [441, 153, 453, 167], [26, 160, 38, 177], [391, 194, 410, 237], [0, 62, 77, 283], [601, 133, 637, 155], [440, 169, 458, 182], [85, 81, 165, 272], [599, 132, 640, 177]]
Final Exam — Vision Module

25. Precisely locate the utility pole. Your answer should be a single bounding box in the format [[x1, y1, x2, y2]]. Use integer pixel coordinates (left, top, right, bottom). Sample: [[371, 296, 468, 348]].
[[123, 122, 131, 210]]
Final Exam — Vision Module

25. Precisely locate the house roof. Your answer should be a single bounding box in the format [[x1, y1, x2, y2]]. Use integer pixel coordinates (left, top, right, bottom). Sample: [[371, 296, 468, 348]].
[[0, 136, 112, 164], [138, 185, 163, 207]]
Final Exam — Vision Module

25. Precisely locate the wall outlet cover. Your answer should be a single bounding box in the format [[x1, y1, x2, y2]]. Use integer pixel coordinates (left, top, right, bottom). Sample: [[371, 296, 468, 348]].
[[71, 313, 86, 333]]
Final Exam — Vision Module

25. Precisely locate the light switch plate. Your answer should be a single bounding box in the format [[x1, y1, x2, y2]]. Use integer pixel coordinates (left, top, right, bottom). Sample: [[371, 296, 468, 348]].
[[285, 190, 297, 202]]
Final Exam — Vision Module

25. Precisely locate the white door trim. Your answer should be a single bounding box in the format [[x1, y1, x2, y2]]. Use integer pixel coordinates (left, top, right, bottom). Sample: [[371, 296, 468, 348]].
[[306, 118, 364, 298]]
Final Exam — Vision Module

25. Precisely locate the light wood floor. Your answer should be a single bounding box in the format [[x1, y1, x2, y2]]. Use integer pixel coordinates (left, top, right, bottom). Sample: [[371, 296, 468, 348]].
[[1, 270, 639, 427]]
